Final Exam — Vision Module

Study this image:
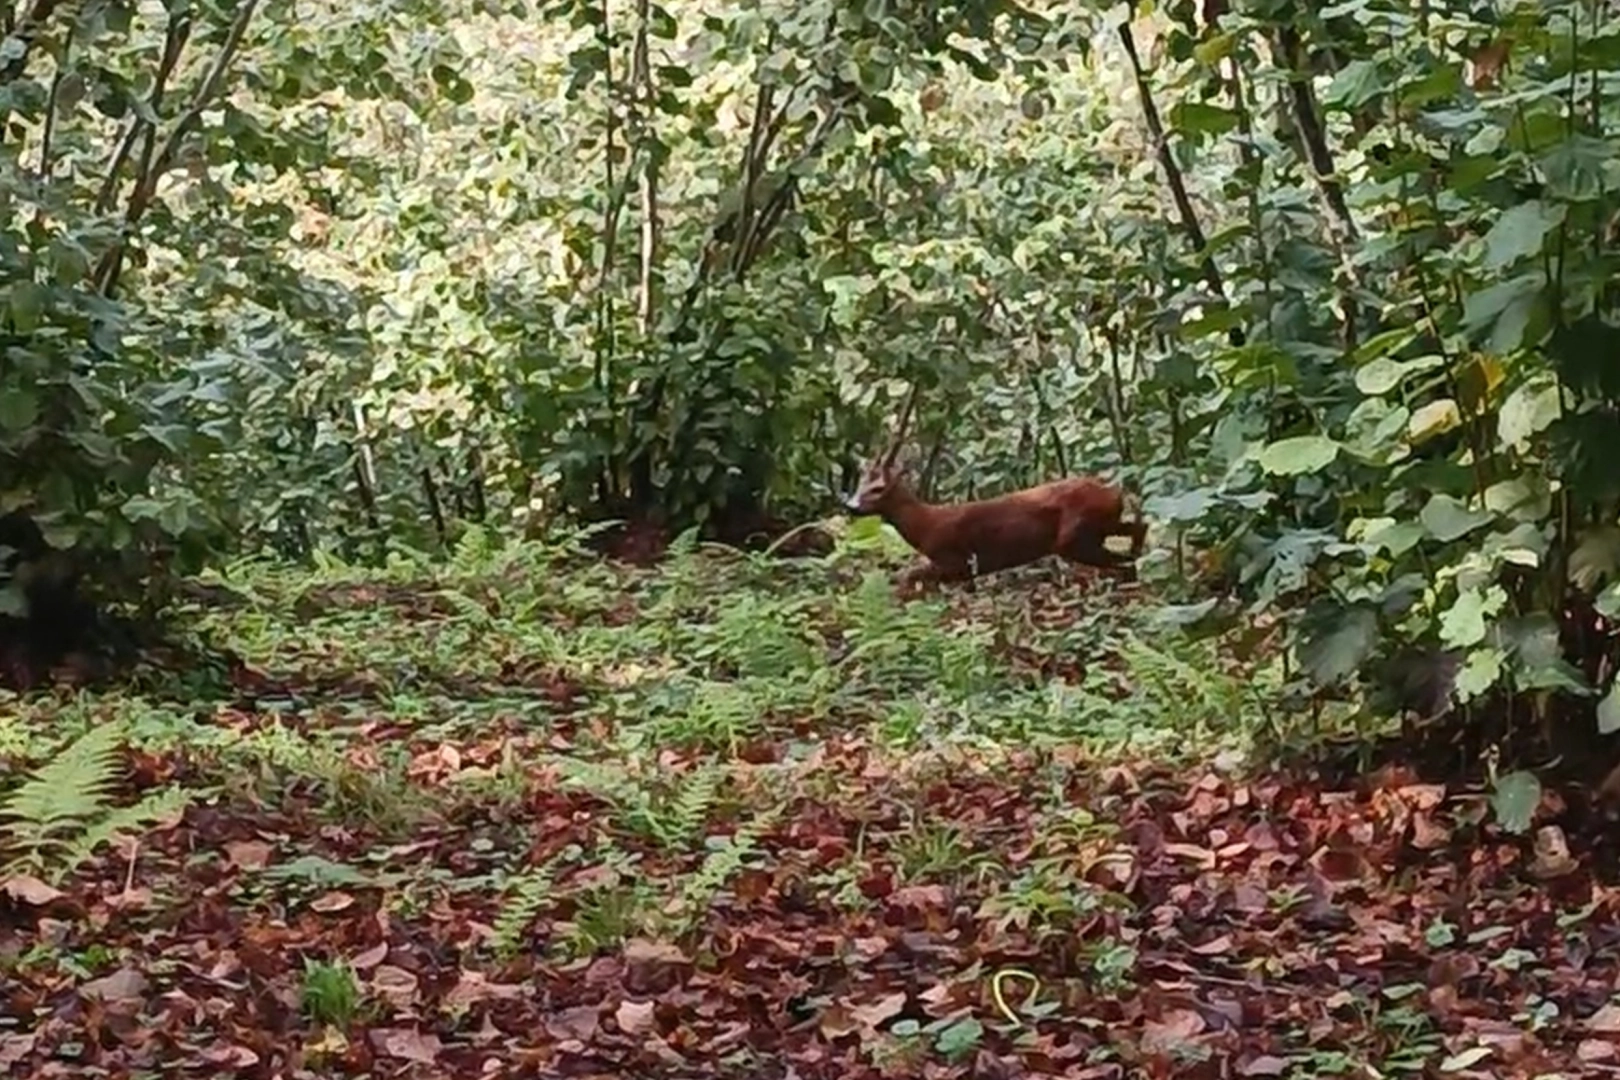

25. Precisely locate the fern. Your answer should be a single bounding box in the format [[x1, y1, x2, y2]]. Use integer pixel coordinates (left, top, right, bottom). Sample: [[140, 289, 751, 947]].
[[490, 866, 555, 959], [63, 786, 194, 874], [559, 759, 723, 850], [449, 526, 497, 578], [1, 723, 123, 839], [670, 812, 773, 934], [0, 723, 196, 884]]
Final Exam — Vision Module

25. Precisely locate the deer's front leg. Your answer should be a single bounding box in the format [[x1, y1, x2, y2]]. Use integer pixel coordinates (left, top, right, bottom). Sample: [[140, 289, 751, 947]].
[[897, 557, 972, 597]]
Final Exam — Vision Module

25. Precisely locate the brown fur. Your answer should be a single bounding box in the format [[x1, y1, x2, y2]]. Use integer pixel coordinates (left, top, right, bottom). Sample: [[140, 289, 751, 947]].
[[846, 462, 1147, 590]]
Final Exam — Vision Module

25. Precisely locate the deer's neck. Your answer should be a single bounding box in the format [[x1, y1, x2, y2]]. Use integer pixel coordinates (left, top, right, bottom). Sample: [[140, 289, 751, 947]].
[[881, 487, 941, 553]]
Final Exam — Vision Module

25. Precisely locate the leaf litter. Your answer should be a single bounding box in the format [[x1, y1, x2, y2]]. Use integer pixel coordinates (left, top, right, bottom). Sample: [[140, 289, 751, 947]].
[[0, 550, 1613, 1078]]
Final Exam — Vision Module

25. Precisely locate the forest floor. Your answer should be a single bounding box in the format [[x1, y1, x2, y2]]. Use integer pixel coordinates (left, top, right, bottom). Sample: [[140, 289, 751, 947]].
[[0, 526, 1614, 1079]]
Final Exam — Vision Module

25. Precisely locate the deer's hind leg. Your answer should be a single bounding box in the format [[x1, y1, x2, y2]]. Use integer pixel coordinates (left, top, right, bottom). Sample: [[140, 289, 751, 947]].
[[1111, 518, 1148, 558]]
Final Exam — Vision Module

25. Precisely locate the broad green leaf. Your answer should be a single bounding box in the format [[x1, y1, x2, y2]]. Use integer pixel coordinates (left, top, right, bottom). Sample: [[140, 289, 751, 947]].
[[1323, 59, 1383, 109], [1541, 134, 1610, 201], [1257, 436, 1339, 476], [1400, 66, 1462, 108], [1493, 614, 1591, 695], [1420, 495, 1493, 543], [1600, 682, 1620, 734], [0, 388, 40, 434], [1439, 586, 1504, 650], [1153, 599, 1223, 629], [1489, 770, 1540, 835], [1343, 398, 1410, 461], [1143, 489, 1216, 522], [1354, 357, 1407, 396], [1192, 31, 1237, 65], [1170, 101, 1238, 136], [1496, 375, 1561, 451], [1483, 478, 1550, 523], [122, 496, 165, 522], [6, 281, 45, 333], [1482, 201, 1566, 270], [1597, 582, 1620, 620], [1363, 518, 1425, 558], [0, 582, 27, 618], [1407, 399, 1460, 443], [1298, 606, 1379, 686], [1462, 274, 1545, 353], [1454, 647, 1504, 701]]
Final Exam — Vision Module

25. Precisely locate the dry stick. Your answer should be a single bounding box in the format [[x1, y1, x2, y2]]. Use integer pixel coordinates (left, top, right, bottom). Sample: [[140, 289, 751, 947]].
[[94, 0, 257, 297], [631, 0, 658, 336], [731, 77, 775, 280], [121, 838, 139, 896], [1276, 28, 1358, 243], [420, 467, 448, 548], [1225, 58, 1276, 339], [1102, 330, 1132, 467], [1115, 14, 1231, 324]]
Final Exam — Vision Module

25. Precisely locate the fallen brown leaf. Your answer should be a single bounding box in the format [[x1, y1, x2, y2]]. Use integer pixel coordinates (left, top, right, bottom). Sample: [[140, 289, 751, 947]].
[[615, 998, 657, 1036], [311, 890, 355, 913], [368, 1027, 441, 1063], [1, 875, 63, 905], [224, 840, 273, 870]]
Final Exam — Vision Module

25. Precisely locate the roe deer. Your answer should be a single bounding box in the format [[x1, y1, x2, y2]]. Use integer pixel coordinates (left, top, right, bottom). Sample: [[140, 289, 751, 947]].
[[843, 388, 1146, 589]]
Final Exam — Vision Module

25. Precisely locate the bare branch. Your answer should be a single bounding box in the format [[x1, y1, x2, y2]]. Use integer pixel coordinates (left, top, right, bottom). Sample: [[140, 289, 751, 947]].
[[96, 14, 191, 213], [1276, 25, 1359, 244], [34, 18, 71, 179], [1116, 15, 1224, 302], [94, 0, 259, 297]]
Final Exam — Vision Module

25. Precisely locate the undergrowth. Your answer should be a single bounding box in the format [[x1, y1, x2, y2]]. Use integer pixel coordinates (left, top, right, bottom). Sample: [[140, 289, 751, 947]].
[[0, 525, 1282, 881]]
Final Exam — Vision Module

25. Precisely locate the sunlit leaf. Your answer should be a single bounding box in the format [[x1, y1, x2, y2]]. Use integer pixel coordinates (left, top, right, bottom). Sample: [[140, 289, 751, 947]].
[[1439, 586, 1505, 650], [1454, 647, 1503, 702], [1256, 436, 1339, 477], [1407, 399, 1461, 444], [1496, 375, 1562, 451]]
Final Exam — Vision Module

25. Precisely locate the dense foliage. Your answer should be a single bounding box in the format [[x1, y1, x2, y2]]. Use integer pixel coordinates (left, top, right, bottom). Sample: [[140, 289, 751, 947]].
[[5, 0, 1620, 773]]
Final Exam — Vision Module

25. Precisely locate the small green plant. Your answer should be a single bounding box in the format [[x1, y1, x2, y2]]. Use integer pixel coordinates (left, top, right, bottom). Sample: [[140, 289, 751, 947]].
[[1087, 939, 1138, 993], [890, 819, 997, 886], [978, 858, 1109, 938], [558, 880, 654, 958], [300, 958, 362, 1028]]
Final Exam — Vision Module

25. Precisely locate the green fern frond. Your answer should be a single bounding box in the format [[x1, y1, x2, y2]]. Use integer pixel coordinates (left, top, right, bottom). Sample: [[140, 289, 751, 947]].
[[490, 868, 554, 958], [63, 785, 196, 872], [0, 723, 123, 833]]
